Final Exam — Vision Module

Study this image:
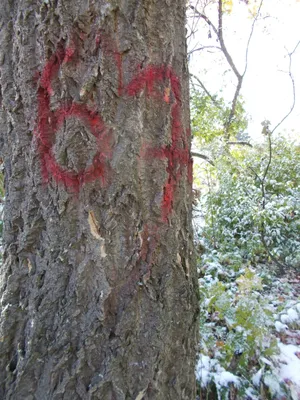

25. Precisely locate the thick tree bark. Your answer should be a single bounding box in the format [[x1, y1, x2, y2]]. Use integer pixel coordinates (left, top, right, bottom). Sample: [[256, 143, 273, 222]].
[[0, 1, 198, 399]]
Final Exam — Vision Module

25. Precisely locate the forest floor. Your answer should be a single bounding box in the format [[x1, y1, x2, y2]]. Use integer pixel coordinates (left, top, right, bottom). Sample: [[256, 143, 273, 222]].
[[195, 255, 300, 400]]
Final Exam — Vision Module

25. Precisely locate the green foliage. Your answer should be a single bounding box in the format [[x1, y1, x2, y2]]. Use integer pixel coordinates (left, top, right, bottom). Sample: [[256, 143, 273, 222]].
[[196, 248, 300, 399], [200, 264, 277, 371], [197, 254, 282, 399], [199, 136, 300, 267], [190, 89, 248, 145]]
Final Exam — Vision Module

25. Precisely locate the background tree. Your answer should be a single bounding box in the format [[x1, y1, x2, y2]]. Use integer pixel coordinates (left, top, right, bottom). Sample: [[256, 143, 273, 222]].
[[0, 1, 198, 398], [187, 0, 299, 151]]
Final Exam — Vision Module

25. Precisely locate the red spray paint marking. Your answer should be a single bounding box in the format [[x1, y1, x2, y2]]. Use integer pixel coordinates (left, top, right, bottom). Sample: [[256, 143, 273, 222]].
[[63, 39, 76, 65], [126, 65, 192, 220], [36, 41, 112, 191], [36, 34, 193, 309], [36, 33, 192, 214]]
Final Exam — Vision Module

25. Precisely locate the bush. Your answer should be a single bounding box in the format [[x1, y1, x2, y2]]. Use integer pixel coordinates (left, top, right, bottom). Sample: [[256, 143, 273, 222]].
[[196, 253, 300, 399], [199, 136, 300, 269]]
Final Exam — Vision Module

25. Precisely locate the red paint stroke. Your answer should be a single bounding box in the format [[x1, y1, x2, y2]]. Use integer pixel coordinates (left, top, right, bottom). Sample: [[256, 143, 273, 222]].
[[36, 31, 192, 211], [126, 65, 192, 220], [36, 41, 112, 191], [63, 43, 76, 64]]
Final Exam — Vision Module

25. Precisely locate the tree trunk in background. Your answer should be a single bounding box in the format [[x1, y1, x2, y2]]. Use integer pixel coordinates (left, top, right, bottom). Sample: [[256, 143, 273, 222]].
[[0, 0, 198, 399]]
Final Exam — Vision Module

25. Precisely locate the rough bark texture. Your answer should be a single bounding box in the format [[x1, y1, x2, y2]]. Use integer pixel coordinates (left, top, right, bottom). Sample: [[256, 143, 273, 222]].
[[0, 1, 198, 399]]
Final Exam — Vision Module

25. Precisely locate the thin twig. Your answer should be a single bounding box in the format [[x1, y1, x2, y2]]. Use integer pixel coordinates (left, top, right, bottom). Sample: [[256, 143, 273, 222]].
[[217, 0, 243, 138], [187, 0, 202, 43], [189, 2, 242, 79], [217, 0, 242, 81], [227, 141, 252, 147], [224, 78, 242, 139], [188, 45, 222, 55], [190, 73, 222, 109], [262, 132, 272, 183], [190, 0, 264, 139], [191, 152, 215, 166], [271, 39, 300, 134], [243, 0, 264, 77], [189, 5, 219, 37], [223, 0, 264, 138], [247, 165, 262, 184]]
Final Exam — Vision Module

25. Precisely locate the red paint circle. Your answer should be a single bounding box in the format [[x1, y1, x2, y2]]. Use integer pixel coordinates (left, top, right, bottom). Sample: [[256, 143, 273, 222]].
[[37, 45, 112, 191], [45, 104, 111, 190]]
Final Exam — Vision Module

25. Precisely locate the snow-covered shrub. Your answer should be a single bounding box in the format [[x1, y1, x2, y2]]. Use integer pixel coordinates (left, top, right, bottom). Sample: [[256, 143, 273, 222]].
[[197, 249, 300, 399], [199, 136, 300, 269], [199, 262, 278, 377], [197, 256, 300, 398]]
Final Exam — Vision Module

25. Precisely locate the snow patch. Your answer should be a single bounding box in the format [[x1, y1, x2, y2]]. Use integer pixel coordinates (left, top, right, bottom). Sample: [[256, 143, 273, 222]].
[[252, 368, 263, 387], [196, 354, 240, 390], [218, 371, 240, 388], [275, 320, 288, 332], [196, 355, 211, 387], [287, 308, 299, 322], [280, 314, 291, 324], [263, 374, 284, 397], [276, 343, 300, 384]]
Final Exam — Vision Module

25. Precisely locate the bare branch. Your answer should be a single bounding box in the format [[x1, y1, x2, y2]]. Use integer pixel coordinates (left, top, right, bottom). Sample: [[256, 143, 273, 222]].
[[190, 73, 222, 109], [220, 1, 264, 138], [190, 2, 243, 81], [247, 165, 263, 184], [187, 0, 202, 43], [188, 45, 222, 55], [186, 23, 198, 40], [262, 131, 272, 182], [224, 78, 242, 139], [217, 0, 242, 81], [223, 1, 264, 138], [189, 5, 219, 37], [227, 141, 252, 147], [189, 0, 264, 142], [271, 39, 300, 134], [216, 0, 244, 138], [189, 2, 243, 139], [243, 0, 264, 77], [191, 152, 215, 166]]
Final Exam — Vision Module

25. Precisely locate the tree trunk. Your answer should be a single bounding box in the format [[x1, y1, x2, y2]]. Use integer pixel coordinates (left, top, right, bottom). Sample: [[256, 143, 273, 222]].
[[0, 1, 198, 399]]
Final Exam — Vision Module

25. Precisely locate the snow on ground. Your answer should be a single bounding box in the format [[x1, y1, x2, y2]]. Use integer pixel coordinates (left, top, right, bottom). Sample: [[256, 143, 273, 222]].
[[276, 343, 300, 386], [196, 355, 241, 390], [196, 265, 300, 399], [270, 302, 300, 399]]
